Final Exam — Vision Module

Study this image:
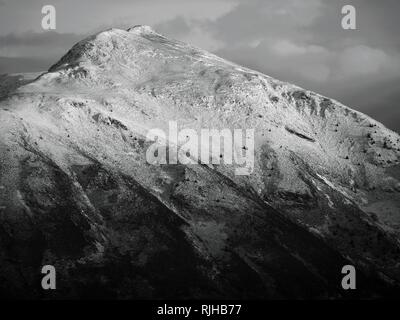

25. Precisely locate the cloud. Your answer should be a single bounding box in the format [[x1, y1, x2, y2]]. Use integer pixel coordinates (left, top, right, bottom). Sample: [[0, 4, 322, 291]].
[[335, 45, 400, 79], [0, 56, 50, 74], [0, 31, 83, 48], [0, 31, 85, 73], [207, 0, 400, 80], [208, 0, 324, 44], [154, 16, 191, 37], [272, 40, 328, 57], [216, 39, 332, 83]]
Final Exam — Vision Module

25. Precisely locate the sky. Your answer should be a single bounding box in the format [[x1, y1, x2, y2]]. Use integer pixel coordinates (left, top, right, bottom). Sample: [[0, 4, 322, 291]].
[[0, 0, 399, 132]]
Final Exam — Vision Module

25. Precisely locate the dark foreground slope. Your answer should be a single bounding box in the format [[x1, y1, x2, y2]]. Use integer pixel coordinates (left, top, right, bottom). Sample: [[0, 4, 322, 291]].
[[0, 26, 399, 299]]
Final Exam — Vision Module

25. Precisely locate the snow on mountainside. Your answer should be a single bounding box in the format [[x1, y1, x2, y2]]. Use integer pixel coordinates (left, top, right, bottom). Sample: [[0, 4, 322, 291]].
[[0, 26, 400, 298]]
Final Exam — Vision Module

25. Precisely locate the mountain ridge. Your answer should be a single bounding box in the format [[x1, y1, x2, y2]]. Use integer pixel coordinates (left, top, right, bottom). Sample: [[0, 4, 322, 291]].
[[0, 26, 399, 298]]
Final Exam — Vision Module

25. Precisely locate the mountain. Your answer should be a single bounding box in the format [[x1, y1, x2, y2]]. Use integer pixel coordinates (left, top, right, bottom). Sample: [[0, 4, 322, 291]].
[[0, 26, 399, 299]]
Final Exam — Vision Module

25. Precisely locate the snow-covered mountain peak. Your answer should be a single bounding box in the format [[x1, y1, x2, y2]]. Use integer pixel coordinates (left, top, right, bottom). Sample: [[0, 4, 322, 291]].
[[0, 26, 400, 299], [126, 25, 157, 34]]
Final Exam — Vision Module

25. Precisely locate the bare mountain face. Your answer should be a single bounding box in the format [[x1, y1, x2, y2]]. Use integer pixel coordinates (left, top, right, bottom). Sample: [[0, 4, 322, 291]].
[[0, 26, 400, 299]]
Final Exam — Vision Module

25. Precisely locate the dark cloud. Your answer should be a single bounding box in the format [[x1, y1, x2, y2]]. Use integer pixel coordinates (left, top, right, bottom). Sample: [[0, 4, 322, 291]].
[[329, 76, 400, 134], [0, 56, 49, 74], [0, 31, 86, 71], [0, 31, 83, 48]]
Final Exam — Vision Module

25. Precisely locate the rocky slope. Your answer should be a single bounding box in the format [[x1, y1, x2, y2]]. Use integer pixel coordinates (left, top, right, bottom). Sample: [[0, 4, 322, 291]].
[[0, 26, 399, 299]]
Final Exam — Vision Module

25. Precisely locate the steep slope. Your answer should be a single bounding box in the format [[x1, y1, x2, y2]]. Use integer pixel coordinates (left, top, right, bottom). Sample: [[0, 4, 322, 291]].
[[0, 26, 399, 298]]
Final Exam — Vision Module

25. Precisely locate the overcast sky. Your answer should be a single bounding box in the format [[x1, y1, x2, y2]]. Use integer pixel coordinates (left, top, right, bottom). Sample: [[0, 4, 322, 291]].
[[0, 0, 399, 132]]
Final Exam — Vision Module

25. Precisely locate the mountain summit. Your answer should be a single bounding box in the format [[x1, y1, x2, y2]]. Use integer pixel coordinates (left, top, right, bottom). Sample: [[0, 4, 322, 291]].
[[0, 26, 399, 299]]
